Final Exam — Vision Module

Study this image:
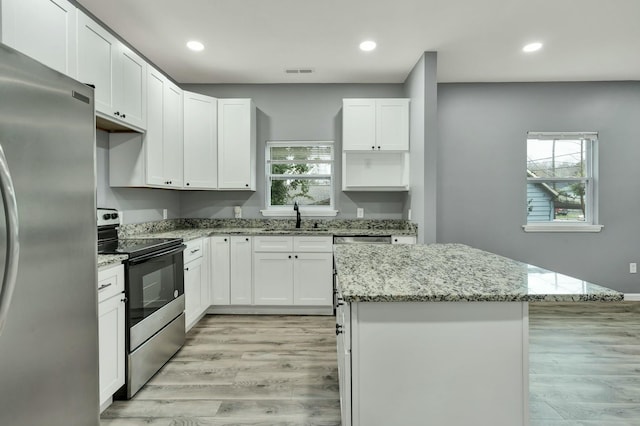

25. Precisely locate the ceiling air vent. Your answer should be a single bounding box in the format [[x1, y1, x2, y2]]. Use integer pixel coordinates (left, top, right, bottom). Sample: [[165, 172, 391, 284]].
[[285, 68, 315, 74]]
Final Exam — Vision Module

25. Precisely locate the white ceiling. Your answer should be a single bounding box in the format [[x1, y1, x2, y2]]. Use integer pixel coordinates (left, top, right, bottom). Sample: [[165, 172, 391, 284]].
[[76, 0, 640, 84]]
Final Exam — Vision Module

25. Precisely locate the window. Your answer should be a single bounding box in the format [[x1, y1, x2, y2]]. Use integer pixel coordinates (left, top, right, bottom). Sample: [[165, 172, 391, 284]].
[[261, 141, 337, 216], [524, 132, 602, 232]]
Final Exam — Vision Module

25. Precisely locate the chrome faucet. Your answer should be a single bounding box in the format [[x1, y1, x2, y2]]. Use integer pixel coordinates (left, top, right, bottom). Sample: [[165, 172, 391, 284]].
[[293, 201, 301, 228]]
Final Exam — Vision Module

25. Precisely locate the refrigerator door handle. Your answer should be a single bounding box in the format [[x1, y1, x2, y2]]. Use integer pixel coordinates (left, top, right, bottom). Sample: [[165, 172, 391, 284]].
[[0, 143, 20, 335]]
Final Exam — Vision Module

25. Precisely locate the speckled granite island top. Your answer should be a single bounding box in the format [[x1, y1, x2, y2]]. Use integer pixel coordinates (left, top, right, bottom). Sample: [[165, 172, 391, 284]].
[[98, 254, 127, 269], [333, 243, 623, 303]]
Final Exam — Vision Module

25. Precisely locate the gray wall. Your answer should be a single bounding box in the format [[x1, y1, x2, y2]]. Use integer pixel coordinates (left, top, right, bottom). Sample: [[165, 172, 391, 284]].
[[403, 52, 438, 243], [180, 84, 406, 219], [437, 81, 640, 293], [96, 129, 181, 223]]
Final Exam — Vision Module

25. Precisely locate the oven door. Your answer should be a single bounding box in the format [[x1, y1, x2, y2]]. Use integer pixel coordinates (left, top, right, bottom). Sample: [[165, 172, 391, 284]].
[[126, 245, 185, 351]]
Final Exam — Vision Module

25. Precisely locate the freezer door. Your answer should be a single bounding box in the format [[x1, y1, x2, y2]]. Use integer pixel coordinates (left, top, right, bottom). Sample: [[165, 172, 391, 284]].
[[0, 44, 99, 426]]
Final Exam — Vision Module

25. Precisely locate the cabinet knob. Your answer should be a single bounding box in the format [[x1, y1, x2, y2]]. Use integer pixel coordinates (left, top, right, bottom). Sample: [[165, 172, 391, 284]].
[[121, 296, 128, 303], [186, 182, 190, 186], [122, 113, 126, 118], [245, 184, 249, 187], [114, 111, 120, 116], [335, 324, 343, 335], [295, 255, 298, 259], [245, 238, 249, 242], [224, 238, 227, 242], [394, 239, 398, 242], [184, 267, 189, 271], [371, 146, 375, 150], [377, 146, 381, 150], [288, 255, 292, 259]]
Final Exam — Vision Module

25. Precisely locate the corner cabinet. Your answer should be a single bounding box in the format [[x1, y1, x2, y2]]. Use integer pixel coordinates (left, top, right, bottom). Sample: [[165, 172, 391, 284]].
[[145, 67, 183, 188], [342, 98, 410, 191], [183, 91, 218, 189], [76, 11, 146, 132], [98, 264, 125, 412], [218, 99, 256, 190], [0, 0, 77, 77]]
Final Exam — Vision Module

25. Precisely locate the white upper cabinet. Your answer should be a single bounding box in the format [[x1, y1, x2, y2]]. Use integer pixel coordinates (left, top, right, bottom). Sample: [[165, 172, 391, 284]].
[[145, 67, 183, 188], [218, 99, 256, 190], [77, 11, 146, 131], [342, 99, 376, 151], [183, 91, 218, 189], [343, 98, 409, 151], [1, 0, 77, 77]]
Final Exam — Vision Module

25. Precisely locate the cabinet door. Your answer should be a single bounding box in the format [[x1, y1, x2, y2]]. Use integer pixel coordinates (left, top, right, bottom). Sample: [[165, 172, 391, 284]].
[[336, 300, 351, 426], [114, 44, 146, 130], [230, 236, 252, 304], [1, 0, 77, 77], [77, 11, 116, 115], [183, 91, 218, 189], [253, 253, 294, 305], [184, 257, 203, 330], [293, 252, 333, 305], [163, 81, 184, 188], [145, 67, 165, 186], [342, 99, 376, 151], [210, 236, 231, 305], [98, 294, 125, 407], [200, 238, 211, 311], [376, 99, 409, 151], [218, 99, 255, 190]]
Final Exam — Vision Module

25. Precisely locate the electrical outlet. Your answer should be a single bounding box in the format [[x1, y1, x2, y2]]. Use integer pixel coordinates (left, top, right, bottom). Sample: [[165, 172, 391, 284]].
[[356, 208, 364, 218], [630, 263, 637, 274], [162, 209, 168, 220]]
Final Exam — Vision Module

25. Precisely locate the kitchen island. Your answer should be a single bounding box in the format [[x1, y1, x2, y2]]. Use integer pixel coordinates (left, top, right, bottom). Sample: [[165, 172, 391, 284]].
[[333, 243, 622, 426]]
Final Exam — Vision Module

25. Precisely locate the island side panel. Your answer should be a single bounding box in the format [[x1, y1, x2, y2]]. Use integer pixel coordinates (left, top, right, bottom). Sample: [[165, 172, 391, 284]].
[[351, 301, 529, 426]]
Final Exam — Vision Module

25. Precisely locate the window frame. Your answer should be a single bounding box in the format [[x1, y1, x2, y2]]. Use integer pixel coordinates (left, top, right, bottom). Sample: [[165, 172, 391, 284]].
[[260, 140, 338, 217], [523, 132, 603, 233]]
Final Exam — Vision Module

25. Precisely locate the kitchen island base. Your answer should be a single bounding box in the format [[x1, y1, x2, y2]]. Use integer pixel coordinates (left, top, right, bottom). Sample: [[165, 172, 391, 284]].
[[341, 301, 529, 426]]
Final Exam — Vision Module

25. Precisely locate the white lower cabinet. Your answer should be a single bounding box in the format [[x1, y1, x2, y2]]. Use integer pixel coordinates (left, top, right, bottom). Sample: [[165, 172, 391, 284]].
[[97, 264, 125, 412], [253, 236, 333, 307], [336, 294, 351, 426], [210, 236, 231, 305], [230, 236, 253, 304], [184, 238, 209, 331]]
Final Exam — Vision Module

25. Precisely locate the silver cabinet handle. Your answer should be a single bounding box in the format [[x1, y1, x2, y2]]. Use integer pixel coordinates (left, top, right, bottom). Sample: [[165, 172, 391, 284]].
[[190, 248, 200, 254], [0, 144, 20, 335], [98, 283, 113, 291]]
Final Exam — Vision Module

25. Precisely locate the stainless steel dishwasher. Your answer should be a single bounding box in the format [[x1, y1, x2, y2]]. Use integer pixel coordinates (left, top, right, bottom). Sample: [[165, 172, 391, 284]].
[[332, 235, 392, 311]]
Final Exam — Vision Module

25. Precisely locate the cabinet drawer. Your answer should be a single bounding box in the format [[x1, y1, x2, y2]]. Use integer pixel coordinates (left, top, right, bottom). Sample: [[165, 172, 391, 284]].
[[184, 238, 203, 263], [391, 235, 417, 244], [98, 264, 125, 303], [253, 236, 293, 252], [293, 236, 333, 252]]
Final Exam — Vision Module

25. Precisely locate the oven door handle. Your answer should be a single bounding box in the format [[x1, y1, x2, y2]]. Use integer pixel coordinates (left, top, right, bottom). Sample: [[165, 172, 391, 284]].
[[128, 244, 186, 265]]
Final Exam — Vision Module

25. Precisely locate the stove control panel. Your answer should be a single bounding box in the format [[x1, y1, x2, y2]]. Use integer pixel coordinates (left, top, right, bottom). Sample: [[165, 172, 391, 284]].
[[97, 208, 120, 227]]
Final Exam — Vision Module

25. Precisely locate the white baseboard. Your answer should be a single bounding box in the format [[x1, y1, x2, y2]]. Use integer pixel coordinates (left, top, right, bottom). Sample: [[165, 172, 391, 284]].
[[206, 305, 334, 315], [624, 293, 640, 301]]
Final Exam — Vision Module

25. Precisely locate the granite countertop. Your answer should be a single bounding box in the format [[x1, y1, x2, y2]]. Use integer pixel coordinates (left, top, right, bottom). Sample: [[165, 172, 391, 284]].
[[98, 254, 128, 269], [333, 243, 623, 303], [128, 226, 416, 241], [118, 218, 418, 241]]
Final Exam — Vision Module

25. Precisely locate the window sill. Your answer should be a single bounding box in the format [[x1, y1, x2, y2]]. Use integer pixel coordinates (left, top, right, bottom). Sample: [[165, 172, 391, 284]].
[[522, 224, 603, 233], [260, 209, 339, 217]]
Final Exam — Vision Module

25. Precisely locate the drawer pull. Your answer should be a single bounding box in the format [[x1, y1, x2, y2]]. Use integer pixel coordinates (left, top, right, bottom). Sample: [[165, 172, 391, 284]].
[[98, 283, 112, 291], [190, 248, 200, 254], [336, 324, 343, 335]]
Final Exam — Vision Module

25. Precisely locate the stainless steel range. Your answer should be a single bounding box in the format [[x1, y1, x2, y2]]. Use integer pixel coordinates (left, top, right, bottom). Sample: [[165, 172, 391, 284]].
[[97, 208, 186, 398]]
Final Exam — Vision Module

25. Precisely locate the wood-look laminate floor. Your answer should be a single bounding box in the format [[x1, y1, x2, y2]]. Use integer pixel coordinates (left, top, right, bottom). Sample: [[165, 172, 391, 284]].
[[529, 302, 640, 426], [102, 303, 640, 426], [100, 315, 340, 426]]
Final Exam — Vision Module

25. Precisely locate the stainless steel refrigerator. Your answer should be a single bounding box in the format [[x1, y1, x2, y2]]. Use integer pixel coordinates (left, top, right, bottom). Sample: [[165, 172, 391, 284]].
[[0, 43, 99, 425]]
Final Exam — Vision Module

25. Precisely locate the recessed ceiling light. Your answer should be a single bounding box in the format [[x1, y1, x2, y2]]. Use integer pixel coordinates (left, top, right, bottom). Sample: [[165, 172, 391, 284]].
[[522, 42, 543, 53], [359, 40, 377, 52], [186, 40, 204, 52]]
